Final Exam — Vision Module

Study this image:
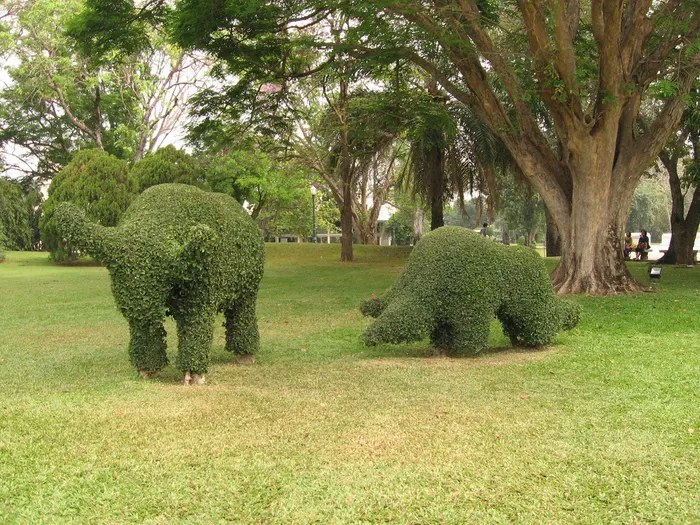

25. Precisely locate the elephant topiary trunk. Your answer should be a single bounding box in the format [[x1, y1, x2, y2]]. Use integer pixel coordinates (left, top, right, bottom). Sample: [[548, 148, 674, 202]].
[[55, 184, 265, 384], [361, 226, 579, 355]]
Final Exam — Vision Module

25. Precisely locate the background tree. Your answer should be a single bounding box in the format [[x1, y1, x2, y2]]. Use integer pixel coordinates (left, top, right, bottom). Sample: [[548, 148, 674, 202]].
[[0, 177, 33, 249], [385, 188, 430, 244], [206, 145, 309, 225], [40, 149, 134, 261], [399, 78, 507, 232], [0, 0, 208, 180], [656, 95, 700, 265], [400, 83, 460, 231], [496, 177, 546, 248], [291, 70, 407, 259], [131, 145, 205, 192]]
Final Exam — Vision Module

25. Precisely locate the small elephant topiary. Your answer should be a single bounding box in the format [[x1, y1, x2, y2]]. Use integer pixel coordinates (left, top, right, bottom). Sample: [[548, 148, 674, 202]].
[[55, 184, 265, 384], [361, 226, 579, 355]]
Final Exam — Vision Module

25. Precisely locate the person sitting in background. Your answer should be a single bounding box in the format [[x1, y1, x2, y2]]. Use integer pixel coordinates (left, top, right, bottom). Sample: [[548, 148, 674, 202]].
[[480, 222, 488, 236], [624, 231, 633, 260], [635, 230, 650, 260]]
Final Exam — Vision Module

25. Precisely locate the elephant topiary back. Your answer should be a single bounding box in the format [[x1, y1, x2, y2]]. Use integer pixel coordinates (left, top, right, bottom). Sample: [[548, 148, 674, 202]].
[[361, 226, 579, 355]]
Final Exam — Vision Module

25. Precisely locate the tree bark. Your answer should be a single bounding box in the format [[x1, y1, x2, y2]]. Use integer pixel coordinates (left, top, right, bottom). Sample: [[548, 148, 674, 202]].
[[526, 229, 536, 247], [501, 226, 510, 245], [428, 145, 444, 230], [545, 206, 561, 257], [657, 152, 700, 265], [340, 177, 354, 261], [413, 208, 425, 243], [548, 135, 642, 294], [356, 221, 377, 245]]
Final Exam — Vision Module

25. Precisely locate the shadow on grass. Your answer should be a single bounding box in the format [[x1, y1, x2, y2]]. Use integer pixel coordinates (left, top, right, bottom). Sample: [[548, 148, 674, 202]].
[[356, 343, 558, 368]]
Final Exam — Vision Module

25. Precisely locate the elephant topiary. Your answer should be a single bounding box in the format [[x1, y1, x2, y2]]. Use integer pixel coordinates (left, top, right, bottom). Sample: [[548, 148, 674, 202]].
[[55, 184, 265, 384], [361, 226, 579, 355]]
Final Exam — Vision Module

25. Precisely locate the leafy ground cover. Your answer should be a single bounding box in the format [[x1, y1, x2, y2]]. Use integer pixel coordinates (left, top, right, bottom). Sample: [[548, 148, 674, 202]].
[[1, 246, 698, 524]]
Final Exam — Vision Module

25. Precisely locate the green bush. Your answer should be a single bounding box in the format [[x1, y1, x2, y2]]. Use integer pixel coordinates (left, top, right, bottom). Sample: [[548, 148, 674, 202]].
[[0, 178, 34, 250], [55, 184, 265, 381], [0, 230, 6, 262], [361, 226, 579, 355], [131, 146, 205, 192], [40, 149, 135, 261]]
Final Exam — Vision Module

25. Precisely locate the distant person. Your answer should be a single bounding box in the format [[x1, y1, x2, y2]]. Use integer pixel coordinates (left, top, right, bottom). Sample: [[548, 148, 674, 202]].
[[480, 222, 488, 236], [623, 231, 633, 260], [636, 230, 649, 260]]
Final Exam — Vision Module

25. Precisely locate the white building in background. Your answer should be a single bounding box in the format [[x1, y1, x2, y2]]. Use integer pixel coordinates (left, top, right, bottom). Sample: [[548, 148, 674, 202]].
[[377, 203, 398, 246], [269, 202, 399, 244]]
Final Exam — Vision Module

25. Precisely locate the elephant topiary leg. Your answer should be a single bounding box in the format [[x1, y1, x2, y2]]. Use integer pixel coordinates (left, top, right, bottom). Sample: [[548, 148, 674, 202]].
[[174, 307, 216, 380], [224, 294, 259, 363], [498, 305, 558, 347], [438, 310, 492, 355], [496, 311, 523, 347], [128, 320, 168, 376]]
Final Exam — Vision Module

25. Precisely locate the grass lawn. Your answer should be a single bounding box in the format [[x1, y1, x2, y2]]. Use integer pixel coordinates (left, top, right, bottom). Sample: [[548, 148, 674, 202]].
[[1, 245, 698, 524]]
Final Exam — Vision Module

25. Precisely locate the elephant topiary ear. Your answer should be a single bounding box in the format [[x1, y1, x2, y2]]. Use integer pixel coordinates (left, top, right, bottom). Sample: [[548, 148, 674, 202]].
[[557, 298, 581, 331], [54, 202, 116, 264], [360, 294, 385, 318], [171, 224, 217, 281]]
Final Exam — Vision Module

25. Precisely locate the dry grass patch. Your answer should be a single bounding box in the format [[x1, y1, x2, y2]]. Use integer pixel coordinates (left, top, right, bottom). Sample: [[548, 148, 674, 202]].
[[360, 345, 558, 369]]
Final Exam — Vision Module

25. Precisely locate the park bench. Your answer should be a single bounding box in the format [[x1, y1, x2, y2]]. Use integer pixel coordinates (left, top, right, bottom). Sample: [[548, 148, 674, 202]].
[[659, 249, 699, 261], [657, 232, 700, 261]]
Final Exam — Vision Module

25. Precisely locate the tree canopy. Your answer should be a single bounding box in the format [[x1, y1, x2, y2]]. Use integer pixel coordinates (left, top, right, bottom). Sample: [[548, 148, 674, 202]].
[[57, 1, 700, 292], [131, 145, 205, 192], [0, 0, 208, 179], [0, 177, 33, 250]]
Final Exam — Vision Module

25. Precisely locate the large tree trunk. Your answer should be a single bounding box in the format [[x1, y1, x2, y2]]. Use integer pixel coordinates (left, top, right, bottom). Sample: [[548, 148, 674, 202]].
[[546, 137, 642, 294], [529, 119, 642, 294], [340, 177, 354, 262], [657, 154, 700, 265], [544, 206, 561, 257]]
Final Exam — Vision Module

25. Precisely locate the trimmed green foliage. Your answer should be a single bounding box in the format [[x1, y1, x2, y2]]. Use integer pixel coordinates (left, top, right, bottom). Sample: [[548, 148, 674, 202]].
[[40, 149, 135, 261], [131, 145, 205, 192], [54, 183, 265, 375], [362, 226, 579, 354], [0, 178, 34, 250]]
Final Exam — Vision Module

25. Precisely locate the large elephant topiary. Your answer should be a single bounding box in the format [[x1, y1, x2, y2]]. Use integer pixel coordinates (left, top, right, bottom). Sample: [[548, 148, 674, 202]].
[[55, 184, 265, 384], [361, 226, 579, 355]]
